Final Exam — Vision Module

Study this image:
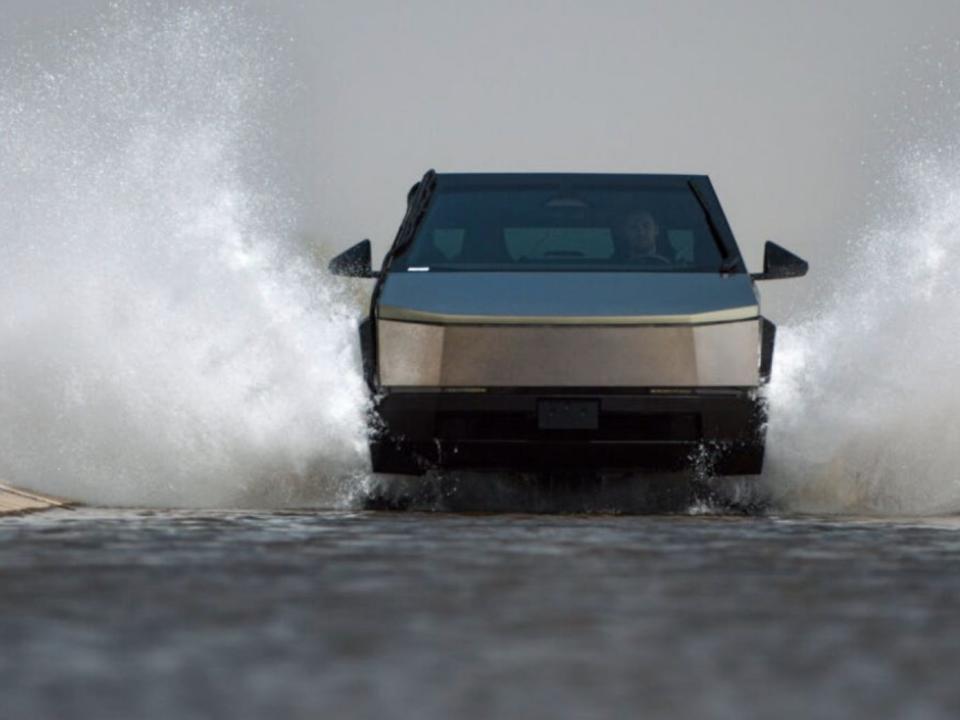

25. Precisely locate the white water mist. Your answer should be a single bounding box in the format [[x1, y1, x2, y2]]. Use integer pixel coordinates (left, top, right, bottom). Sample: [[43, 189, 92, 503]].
[[0, 6, 370, 507], [764, 149, 960, 515]]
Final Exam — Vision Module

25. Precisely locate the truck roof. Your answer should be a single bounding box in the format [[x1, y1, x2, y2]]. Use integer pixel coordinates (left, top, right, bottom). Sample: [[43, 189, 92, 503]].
[[433, 173, 711, 189]]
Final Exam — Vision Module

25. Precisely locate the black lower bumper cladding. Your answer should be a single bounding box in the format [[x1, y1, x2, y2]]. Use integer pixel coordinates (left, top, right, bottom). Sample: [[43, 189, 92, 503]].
[[370, 389, 767, 476]]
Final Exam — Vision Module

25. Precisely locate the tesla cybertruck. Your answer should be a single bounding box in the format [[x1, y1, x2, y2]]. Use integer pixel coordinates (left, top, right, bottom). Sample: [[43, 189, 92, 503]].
[[329, 172, 807, 476]]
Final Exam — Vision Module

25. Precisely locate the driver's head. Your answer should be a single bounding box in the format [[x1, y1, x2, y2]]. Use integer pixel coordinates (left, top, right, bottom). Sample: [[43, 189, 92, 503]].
[[621, 210, 659, 258]]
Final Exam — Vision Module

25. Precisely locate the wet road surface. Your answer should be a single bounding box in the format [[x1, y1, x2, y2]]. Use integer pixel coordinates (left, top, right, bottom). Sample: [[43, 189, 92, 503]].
[[2, 508, 960, 720]]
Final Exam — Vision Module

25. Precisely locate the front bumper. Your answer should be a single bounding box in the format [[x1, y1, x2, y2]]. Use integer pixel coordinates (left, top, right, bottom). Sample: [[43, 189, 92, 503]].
[[370, 389, 766, 476]]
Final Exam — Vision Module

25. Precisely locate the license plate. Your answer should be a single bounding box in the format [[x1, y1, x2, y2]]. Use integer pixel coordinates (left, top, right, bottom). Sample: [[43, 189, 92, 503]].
[[538, 399, 599, 430]]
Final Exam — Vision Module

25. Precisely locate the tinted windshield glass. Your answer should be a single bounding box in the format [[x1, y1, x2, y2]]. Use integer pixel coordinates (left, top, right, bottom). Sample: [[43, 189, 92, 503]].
[[392, 184, 729, 272]]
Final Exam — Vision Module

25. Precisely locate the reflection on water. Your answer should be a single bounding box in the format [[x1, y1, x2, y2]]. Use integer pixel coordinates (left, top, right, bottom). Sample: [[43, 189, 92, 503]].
[[360, 471, 769, 515], [2, 508, 960, 720], [4, 2, 960, 522]]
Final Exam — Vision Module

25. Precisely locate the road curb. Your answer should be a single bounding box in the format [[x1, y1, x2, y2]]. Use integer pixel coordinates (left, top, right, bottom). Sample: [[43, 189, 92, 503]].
[[0, 483, 74, 516]]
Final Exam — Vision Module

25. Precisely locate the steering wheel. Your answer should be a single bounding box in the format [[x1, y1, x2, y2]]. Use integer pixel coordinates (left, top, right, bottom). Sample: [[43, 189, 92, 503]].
[[633, 254, 671, 266]]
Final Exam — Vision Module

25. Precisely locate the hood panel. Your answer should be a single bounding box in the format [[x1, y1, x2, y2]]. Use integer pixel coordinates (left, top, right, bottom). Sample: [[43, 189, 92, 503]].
[[378, 272, 758, 325]]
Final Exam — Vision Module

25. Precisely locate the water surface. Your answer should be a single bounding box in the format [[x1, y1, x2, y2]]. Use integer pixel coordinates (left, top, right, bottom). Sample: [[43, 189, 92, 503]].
[[3, 508, 959, 720]]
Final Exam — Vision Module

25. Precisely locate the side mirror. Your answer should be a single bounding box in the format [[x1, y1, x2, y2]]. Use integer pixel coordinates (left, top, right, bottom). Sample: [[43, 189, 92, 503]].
[[751, 241, 808, 281], [328, 239, 377, 278]]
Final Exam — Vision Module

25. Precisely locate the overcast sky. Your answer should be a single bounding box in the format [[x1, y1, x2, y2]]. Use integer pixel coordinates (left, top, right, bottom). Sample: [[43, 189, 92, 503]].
[[5, 0, 960, 311]]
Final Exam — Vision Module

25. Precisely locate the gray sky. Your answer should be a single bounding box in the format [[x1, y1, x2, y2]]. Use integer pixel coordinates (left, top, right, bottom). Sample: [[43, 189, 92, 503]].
[[5, 0, 960, 312], [284, 2, 960, 245]]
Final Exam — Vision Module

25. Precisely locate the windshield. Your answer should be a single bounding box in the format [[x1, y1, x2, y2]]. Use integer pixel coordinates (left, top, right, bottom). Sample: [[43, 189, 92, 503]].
[[391, 183, 731, 272]]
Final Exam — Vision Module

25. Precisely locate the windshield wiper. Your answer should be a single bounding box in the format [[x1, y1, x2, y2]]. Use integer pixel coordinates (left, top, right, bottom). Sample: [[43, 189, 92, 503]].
[[687, 180, 737, 274], [393, 170, 438, 255], [375, 169, 437, 280], [720, 256, 739, 273]]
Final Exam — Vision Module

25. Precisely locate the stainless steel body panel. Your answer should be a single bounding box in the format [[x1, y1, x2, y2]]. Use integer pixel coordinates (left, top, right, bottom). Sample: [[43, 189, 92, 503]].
[[378, 319, 761, 388]]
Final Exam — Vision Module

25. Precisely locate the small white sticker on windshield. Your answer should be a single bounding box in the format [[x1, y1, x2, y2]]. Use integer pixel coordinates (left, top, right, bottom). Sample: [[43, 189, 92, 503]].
[[408, 267, 430, 272]]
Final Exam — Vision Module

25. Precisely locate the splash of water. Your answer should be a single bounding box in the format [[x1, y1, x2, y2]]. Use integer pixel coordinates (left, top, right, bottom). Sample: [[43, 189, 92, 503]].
[[764, 150, 960, 515], [0, 6, 370, 507]]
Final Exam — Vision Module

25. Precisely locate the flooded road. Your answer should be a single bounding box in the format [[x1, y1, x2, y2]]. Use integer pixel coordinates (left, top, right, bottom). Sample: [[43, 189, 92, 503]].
[[3, 508, 960, 720]]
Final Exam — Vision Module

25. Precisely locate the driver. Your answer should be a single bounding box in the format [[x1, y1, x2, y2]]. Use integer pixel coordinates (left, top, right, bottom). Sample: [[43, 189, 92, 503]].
[[620, 210, 671, 264]]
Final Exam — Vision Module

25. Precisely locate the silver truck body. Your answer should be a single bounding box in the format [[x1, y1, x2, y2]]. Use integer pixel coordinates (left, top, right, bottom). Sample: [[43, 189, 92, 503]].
[[329, 172, 806, 476]]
